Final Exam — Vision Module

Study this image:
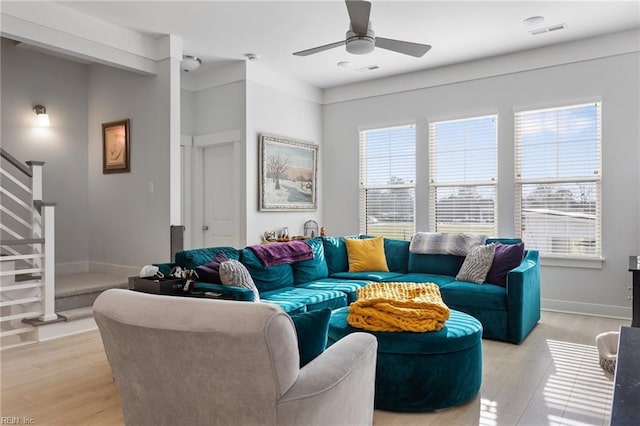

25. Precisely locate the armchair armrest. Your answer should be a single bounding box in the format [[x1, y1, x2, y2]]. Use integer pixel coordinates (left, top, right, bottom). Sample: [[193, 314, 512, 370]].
[[277, 332, 377, 426], [505, 250, 541, 343], [191, 282, 255, 302]]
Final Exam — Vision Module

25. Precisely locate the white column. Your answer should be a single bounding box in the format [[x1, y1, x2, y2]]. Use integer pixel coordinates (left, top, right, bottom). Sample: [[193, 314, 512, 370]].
[[39, 203, 57, 322]]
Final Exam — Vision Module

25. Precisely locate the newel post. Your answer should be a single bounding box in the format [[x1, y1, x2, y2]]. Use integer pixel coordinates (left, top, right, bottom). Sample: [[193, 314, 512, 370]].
[[38, 202, 57, 322]]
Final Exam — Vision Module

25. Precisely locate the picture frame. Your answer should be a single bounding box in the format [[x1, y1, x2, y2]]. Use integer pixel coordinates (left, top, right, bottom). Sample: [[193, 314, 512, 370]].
[[259, 133, 318, 211], [102, 119, 130, 174]]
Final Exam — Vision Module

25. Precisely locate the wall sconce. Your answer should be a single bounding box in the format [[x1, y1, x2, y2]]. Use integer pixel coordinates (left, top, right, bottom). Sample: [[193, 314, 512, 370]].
[[33, 104, 50, 127]]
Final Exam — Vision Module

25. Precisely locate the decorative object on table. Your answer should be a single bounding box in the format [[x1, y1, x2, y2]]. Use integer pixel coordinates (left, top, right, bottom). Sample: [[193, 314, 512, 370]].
[[304, 220, 319, 238], [102, 119, 130, 174], [259, 133, 318, 211], [320, 226, 326, 236], [263, 230, 277, 242]]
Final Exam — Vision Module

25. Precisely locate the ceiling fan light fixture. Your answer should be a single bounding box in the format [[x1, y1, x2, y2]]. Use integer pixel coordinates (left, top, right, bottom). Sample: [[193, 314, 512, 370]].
[[346, 28, 375, 55]]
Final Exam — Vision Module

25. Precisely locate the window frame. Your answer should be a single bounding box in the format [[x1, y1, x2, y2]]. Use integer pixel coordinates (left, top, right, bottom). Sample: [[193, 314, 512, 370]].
[[358, 124, 416, 240], [514, 101, 603, 262], [427, 114, 499, 236]]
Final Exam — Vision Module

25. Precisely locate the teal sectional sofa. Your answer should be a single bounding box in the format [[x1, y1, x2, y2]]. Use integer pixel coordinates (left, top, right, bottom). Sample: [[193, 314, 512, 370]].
[[157, 235, 540, 344]]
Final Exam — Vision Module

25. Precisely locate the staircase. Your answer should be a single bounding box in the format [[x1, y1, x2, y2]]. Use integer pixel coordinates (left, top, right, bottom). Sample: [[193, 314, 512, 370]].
[[1, 148, 57, 349]]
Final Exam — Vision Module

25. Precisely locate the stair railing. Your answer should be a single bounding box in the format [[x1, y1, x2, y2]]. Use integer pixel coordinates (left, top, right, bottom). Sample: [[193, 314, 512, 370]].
[[1, 148, 57, 347]]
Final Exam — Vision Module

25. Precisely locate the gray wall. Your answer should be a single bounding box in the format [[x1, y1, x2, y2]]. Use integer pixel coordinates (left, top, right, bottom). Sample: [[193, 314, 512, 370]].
[[87, 63, 172, 267], [323, 53, 640, 317], [1, 39, 90, 270], [245, 81, 323, 244]]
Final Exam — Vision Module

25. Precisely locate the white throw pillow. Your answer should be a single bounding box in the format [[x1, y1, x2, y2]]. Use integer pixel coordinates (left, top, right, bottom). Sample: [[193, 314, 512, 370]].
[[456, 243, 496, 284], [219, 259, 260, 302]]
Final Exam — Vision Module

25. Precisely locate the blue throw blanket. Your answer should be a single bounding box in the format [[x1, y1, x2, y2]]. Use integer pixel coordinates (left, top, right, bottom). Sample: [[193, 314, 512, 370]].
[[249, 240, 313, 267]]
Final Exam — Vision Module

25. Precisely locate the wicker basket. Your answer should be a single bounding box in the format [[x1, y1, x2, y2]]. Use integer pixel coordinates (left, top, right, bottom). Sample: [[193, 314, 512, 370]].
[[595, 331, 619, 374]]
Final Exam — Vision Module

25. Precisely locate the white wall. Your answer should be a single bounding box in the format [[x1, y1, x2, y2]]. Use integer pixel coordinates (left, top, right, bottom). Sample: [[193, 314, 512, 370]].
[[323, 52, 640, 318], [1, 39, 90, 270], [245, 80, 323, 245], [87, 64, 172, 267]]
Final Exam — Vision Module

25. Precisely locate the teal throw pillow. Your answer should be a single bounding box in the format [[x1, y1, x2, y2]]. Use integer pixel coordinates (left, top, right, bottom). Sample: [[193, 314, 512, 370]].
[[291, 308, 332, 367]]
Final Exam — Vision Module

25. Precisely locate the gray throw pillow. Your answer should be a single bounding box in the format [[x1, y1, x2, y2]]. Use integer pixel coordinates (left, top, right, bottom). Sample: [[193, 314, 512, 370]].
[[219, 259, 261, 302], [456, 243, 496, 284]]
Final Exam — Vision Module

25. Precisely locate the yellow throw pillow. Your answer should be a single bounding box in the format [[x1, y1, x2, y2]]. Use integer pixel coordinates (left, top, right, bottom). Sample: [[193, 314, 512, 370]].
[[345, 237, 389, 272]]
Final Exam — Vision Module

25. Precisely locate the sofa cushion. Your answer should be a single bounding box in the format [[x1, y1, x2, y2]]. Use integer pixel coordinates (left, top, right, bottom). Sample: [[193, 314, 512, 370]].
[[175, 246, 240, 270], [291, 238, 329, 284], [345, 236, 389, 272], [260, 287, 348, 312], [384, 238, 410, 273], [219, 259, 261, 302], [262, 299, 306, 315], [485, 242, 525, 287], [297, 278, 371, 304], [408, 253, 465, 276], [330, 271, 404, 282], [240, 248, 294, 292], [322, 236, 350, 274], [440, 281, 507, 311], [291, 308, 332, 367], [388, 273, 456, 287], [455, 243, 496, 284]]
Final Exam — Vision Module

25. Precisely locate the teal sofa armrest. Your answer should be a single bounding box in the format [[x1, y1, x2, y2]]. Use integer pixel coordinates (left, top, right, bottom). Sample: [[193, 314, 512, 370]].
[[505, 250, 540, 343], [192, 282, 255, 302]]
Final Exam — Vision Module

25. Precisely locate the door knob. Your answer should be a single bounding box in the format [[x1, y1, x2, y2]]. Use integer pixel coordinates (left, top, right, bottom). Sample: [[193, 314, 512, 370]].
[[202, 225, 209, 231]]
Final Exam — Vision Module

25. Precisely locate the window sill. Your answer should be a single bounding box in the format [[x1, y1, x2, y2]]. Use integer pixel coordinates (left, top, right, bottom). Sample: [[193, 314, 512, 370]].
[[540, 255, 604, 269]]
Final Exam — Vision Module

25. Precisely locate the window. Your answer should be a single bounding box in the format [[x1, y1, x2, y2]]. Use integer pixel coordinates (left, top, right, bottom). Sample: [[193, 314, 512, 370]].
[[515, 102, 602, 258], [359, 125, 415, 240], [428, 115, 498, 235]]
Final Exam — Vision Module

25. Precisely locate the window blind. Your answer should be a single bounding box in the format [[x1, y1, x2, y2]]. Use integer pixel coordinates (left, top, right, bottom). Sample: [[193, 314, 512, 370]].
[[515, 102, 602, 258], [359, 125, 416, 240], [428, 115, 498, 235]]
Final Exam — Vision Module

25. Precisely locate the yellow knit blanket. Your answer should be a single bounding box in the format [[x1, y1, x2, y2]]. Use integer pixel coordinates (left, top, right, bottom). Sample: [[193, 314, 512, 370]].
[[348, 282, 450, 332]]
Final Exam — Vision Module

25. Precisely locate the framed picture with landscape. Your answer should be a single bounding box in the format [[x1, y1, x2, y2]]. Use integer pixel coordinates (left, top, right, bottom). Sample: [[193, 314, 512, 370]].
[[259, 133, 318, 211], [102, 119, 130, 174]]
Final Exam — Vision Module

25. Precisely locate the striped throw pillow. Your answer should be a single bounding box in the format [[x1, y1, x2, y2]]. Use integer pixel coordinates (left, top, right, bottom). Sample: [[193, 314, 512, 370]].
[[455, 243, 496, 284], [219, 259, 260, 302]]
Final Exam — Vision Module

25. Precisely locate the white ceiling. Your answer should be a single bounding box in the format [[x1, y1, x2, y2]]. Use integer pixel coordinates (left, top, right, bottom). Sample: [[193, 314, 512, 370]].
[[57, 1, 640, 89]]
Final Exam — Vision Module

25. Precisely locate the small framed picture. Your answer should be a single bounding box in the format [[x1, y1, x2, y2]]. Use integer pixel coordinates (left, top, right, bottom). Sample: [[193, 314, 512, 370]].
[[102, 119, 130, 174]]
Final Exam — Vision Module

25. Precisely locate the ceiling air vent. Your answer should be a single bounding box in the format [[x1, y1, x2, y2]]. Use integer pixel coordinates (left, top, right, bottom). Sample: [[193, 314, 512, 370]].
[[530, 23, 567, 35], [355, 65, 380, 72]]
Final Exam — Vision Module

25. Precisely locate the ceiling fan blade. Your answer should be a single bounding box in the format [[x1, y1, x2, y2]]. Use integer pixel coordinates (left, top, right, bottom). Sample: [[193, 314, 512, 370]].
[[345, 0, 371, 34], [375, 37, 432, 58], [293, 40, 346, 57]]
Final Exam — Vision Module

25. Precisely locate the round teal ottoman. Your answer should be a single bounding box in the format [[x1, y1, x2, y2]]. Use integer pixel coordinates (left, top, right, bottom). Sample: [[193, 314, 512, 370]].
[[328, 306, 483, 412]]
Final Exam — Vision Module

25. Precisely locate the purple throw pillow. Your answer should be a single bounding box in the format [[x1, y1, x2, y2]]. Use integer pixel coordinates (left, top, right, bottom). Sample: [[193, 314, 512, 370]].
[[485, 242, 525, 287], [195, 252, 229, 283]]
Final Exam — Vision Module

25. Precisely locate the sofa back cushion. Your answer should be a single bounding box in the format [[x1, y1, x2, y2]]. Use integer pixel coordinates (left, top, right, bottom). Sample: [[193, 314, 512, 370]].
[[322, 236, 350, 274], [292, 238, 329, 284], [408, 253, 465, 276], [240, 248, 294, 292], [384, 238, 410, 273], [175, 246, 240, 270]]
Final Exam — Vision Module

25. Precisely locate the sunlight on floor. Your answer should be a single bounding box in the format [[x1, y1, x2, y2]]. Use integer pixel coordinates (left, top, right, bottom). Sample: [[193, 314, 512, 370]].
[[479, 339, 612, 426], [543, 339, 612, 425]]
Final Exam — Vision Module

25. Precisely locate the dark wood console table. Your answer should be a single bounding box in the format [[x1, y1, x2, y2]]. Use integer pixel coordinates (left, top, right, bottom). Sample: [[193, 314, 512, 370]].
[[611, 326, 640, 425], [628, 256, 640, 327]]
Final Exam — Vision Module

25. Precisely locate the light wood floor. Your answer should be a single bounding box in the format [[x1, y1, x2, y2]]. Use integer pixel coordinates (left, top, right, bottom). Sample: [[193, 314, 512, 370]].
[[1, 311, 626, 425]]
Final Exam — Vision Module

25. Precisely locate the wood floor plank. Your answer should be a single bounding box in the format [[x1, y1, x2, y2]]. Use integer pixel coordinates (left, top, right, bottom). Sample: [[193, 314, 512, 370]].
[[1, 311, 628, 426]]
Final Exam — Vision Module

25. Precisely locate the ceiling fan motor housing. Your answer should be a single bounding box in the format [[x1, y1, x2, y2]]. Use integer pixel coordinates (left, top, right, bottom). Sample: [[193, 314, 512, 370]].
[[346, 27, 375, 55]]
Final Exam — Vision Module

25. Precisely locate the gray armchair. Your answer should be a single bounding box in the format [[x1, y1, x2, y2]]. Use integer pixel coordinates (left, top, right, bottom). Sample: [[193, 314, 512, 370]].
[[93, 289, 377, 426]]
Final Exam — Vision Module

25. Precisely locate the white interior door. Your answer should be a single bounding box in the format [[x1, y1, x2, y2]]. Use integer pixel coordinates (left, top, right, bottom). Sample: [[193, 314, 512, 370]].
[[202, 143, 238, 247]]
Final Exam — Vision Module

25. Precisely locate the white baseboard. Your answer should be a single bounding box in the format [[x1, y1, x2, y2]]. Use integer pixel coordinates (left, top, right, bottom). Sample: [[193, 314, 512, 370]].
[[37, 317, 97, 342], [89, 261, 139, 276], [56, 261, 90, 274], [542, 298, 632, 321]]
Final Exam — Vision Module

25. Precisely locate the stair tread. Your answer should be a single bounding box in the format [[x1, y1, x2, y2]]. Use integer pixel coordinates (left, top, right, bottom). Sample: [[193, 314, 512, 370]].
[[55, 280, 128, 298], [57, 307, 94, 321]]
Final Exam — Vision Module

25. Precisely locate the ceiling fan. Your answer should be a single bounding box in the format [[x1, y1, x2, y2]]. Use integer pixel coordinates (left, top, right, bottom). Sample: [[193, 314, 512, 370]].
[[293, 0, 431, 58]]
